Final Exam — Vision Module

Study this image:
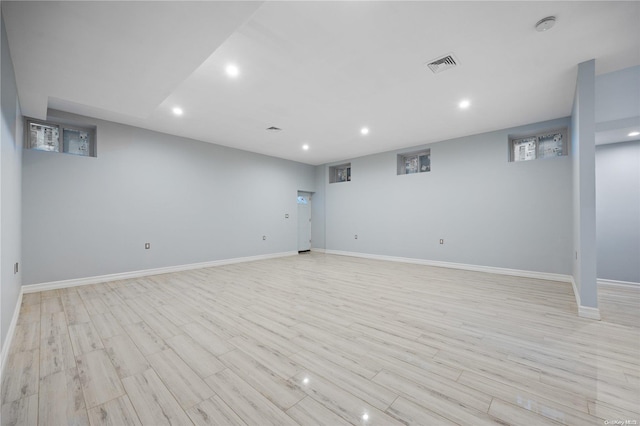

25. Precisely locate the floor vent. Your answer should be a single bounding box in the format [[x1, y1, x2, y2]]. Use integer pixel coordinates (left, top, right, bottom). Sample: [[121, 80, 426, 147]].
[[426, 53, 459, 74]]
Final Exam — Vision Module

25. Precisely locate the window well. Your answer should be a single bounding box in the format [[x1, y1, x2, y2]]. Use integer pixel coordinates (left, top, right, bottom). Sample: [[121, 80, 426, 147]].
[[398, 149, 430, 175]]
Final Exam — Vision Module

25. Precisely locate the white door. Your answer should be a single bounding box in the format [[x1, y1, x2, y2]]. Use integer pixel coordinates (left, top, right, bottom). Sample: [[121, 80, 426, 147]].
[[297, 192, 312, 252]]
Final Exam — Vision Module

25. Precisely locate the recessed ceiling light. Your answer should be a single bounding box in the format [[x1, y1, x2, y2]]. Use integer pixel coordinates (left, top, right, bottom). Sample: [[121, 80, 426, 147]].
[[362, 413, 369, 421], [628, 131, 640, 137], [459, 99, 471, 109], [172, 107, 183, 116], [302, 144, 309, 151], [302, 377, 309, 384], [226, 64, 239, 78], [535, 16, 556, 32], [360, 127, 369, 135]]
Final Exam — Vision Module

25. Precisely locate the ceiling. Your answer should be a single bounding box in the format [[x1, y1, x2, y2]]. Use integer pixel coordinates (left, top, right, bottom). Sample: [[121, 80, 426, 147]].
[[3, 1, 639, 165]]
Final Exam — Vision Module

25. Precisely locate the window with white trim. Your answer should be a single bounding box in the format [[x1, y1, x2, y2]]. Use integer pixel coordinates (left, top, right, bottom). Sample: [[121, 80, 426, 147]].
[[509, 128, 567, 162], [397, 149, 430, 175]]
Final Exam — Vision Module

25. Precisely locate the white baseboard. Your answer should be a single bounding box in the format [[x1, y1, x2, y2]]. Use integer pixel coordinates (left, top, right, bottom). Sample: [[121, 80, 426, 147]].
[[559, 274, 603, 320], [578, 305, 602, 320], [570, 276, 582, 310], [22, 251, 298, 294], [310, 248, 326, 253], [325, 249, 604, 320], [1, 291, 23, 379], [598, 278, 640, 288], [324, 249, 573, 283]]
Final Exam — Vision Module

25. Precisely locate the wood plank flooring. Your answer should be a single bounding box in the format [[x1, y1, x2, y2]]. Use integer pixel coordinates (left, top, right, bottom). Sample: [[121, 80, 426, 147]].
[[2, 253, 639, 425]]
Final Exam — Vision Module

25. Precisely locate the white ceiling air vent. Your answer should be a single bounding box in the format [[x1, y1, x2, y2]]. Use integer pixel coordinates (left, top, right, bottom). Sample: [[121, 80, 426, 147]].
[[426, 53, 459, 74]]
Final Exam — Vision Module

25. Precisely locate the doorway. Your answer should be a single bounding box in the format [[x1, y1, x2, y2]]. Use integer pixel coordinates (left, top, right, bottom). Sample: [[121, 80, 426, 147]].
[[297, 191, 312, 252]]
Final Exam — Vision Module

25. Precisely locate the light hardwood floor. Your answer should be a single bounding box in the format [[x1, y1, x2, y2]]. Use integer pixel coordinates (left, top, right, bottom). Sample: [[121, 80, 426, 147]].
[[2, 253, 639, 425]]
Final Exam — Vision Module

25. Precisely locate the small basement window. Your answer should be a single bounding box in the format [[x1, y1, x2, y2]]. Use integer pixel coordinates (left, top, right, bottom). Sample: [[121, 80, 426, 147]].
[[509, 128, 567, 162], [398, 149, 430, 175], [26, 117, 96, 157], [329, 163, 351, 183]]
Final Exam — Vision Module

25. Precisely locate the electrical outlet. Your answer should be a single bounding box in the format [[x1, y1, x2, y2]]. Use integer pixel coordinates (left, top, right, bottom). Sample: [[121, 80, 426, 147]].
[[14, 262, 19, 274], [440, 239, 444, 245], [263, 235, 267, 240], [285, 214, 289, 219], [145, 243, 150, 250], [354, 234, 358, 239]]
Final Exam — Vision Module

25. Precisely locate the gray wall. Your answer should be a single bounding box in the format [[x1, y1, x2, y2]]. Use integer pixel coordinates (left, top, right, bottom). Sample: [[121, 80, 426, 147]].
[[596, 141, 640, 283], [22, 111, 315, 284], [1, 13, 23, 349], [595, 65, 640, 124], [593, 65, 640, 284], [571, 60, 598, 308], [320, 117, 573, 275], [571, 86, 581, 297], [311, 165, 326, 250]]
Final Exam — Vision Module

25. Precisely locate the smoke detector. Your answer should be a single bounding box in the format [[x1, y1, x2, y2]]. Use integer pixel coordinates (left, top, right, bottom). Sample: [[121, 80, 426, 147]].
[[535, 16, 556, 32], [425, 53, 459, 74]]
